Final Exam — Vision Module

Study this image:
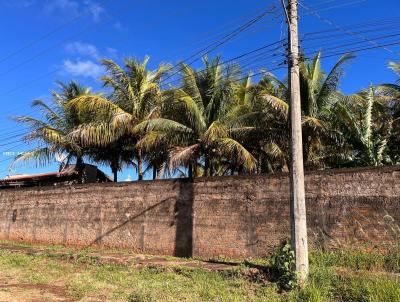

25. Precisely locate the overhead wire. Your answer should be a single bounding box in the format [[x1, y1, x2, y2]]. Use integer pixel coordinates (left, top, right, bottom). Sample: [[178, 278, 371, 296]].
[[304, 0, 368, 14], [0, 5, 280, 117], [298, 1, 400, 57], [0, 1, 143, 79], [3, 2, 400, 126], [161, 40, 286, 88], [0, 0, 112, 65], [158, 6, 279, 87]]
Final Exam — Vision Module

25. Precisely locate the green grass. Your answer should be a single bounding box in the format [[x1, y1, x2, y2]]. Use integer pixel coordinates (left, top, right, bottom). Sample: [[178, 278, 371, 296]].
[[310, 249, 400, 273], [0, 244, 398, 302]]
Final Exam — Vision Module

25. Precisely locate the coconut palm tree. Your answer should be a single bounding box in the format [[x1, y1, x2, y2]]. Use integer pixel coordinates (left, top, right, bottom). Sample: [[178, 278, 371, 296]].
[[68, 56, 170, 180], [226, 73, 289, 173], [255, 52, 355, 169], [135, 56, 257, 177], [13, 81, 91, 177]]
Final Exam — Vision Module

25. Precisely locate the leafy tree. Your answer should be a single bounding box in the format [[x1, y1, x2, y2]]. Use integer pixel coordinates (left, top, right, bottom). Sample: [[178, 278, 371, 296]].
[[13, 81, 91, 178], [337, 87, 392, 166], [68, 56, 170, 180], [135, 56, 257, 177], [375, 61, 400, 164], [255, 52, 355, 170], [224, 73, 289, 174]]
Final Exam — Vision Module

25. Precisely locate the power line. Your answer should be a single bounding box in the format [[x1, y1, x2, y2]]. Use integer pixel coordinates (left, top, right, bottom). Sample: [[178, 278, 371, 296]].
[[302, 32, 400, 54], [302, 17, 400, 37], [303, 40, 400, 61], [159, 3, 282, 61], [0, 1, 137, 78], [304, 0, 368, 14], [0, 5, 279, 117], [298, 1, 400, 57], [0, 0, 112, 65], [158, 7, 278, 86], [0, 131, 31, 144], [161, 40, 285, 87], [307, 0, 351, 8]]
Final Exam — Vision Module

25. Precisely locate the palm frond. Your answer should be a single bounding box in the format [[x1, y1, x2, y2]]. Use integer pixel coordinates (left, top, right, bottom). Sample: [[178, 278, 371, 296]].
[[168, 144, 200, 172], [317, 53, 355, 108], [215, 138, 257, 171], [11, 147, 57, 168], [262, 94, 288, 118]]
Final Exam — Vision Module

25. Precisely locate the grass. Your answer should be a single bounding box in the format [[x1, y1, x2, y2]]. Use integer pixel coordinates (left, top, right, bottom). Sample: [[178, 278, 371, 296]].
[[0, 243, 398, 302]]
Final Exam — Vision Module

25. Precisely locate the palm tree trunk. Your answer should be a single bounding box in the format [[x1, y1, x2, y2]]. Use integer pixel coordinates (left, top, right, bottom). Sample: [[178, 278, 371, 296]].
[[76, 156, 84, 183], [137, 151, 143, 181], [152, 166, 157, 180], [112, 168, 118, 182], [188, 163, 193, 179], [110, 158, 119, 182], [204, 157, 209, 177]]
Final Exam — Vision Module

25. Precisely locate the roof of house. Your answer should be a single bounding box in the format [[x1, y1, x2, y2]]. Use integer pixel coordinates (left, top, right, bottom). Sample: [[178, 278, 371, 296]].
[[2, 165, 77, 183], [0, 164, 112, 188]]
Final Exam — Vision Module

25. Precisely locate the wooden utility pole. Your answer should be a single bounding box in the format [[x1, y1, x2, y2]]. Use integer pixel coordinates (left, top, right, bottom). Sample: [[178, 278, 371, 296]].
[[280, 0, 309, 281]]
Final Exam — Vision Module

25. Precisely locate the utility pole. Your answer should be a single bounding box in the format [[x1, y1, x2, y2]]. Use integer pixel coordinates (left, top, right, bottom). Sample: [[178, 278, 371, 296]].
[[280, 0, 309, 282]]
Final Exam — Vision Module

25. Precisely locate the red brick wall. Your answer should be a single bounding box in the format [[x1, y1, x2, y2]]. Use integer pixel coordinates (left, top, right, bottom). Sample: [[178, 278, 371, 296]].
[[0, 166, 399, 258]]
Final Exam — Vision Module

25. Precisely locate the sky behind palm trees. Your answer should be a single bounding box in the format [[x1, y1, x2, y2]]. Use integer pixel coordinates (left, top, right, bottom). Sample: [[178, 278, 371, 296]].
[[0, 0, 398, 179]]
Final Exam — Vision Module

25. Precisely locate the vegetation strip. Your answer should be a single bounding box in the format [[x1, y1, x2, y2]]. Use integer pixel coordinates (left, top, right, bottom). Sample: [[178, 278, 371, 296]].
[[0, 241, 398, 301]]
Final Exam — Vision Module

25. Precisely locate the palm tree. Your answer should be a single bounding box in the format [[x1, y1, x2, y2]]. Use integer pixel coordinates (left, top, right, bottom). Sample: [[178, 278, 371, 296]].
[[85, 137, 135, 182], [13, 81, 91, 178], [68, 56, 170, 181], [135, 56, 257, 177], [256, 52, 355, 169], [379, 61, 400, 163], [337, 87, 392, 166], [226, 73, 289, 173]]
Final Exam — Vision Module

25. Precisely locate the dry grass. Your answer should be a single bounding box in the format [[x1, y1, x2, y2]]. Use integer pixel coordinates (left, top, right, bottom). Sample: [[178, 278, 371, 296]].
[[0, 241, 398, 302]]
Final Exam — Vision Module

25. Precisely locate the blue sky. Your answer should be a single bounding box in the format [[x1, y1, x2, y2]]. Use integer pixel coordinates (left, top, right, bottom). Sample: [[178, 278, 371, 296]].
[[0, 0, 399, 180]]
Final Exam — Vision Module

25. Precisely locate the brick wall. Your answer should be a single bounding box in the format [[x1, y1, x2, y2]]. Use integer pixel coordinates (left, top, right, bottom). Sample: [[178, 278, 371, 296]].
[[0, 166, 399, 259]]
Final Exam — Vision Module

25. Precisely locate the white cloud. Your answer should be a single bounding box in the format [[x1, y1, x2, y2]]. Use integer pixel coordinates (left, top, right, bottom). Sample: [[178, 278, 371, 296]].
[[63, 59, 104, 79], [113, 21, 124, 31], [64, 41, 100, 60], [3, 0, 105, 22], [44, 0, 104, 22], [84, 0, 104, 22], [44, 0, 79, 16]]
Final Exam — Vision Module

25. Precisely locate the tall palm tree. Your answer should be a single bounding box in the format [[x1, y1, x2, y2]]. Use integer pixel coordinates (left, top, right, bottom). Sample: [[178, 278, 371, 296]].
[[13, 81, 91, 177], [226, 73, 289, 173], [257, 52, 355, 169], [135, 56, 257, 177], [85, 138, 135, 182], [68, 56, 170, 180]]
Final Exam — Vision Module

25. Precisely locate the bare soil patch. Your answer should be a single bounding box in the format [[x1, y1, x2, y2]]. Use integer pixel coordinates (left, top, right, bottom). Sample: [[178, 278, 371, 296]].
[[0, 282, 72, 302]]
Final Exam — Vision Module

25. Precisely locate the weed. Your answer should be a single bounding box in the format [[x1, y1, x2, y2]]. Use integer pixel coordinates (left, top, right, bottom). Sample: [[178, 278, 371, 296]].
[[268, 239, 298, 291]]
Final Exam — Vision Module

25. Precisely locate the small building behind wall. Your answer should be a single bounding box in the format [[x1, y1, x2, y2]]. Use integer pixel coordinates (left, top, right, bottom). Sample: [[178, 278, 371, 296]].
[[0, 164, 112, 188]]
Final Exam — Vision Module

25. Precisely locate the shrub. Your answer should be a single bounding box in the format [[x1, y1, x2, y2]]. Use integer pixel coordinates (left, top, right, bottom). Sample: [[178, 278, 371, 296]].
[[268, 239, 298, 291]]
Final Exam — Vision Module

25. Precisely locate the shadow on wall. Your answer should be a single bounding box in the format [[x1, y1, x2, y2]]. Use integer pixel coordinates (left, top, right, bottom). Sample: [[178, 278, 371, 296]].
[[86, 179, 195, 258], [173, 179, 194, 258], [88, 196, 174, 247]]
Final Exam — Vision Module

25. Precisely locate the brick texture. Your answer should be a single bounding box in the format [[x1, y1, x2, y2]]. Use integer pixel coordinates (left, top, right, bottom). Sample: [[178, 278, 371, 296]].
[[0, 166, 399, 259]]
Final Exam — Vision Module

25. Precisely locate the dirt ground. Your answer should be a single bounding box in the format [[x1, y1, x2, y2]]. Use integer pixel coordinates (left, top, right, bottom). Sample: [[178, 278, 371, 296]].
[[0, 242, 238, 302], [0, 241, 398, 302], [0, 281, 71, 302]]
